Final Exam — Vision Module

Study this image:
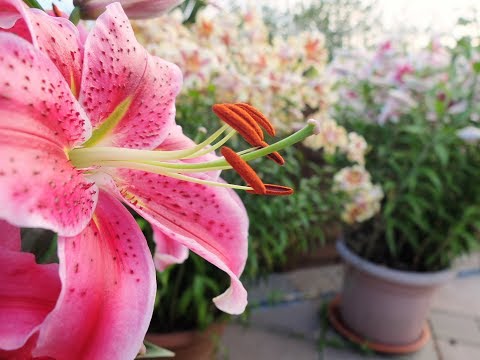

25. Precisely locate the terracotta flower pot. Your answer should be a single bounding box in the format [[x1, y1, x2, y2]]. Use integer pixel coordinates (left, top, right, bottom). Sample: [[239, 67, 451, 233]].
[[145, 322, 225, 360], [335, 240, 454, 348]]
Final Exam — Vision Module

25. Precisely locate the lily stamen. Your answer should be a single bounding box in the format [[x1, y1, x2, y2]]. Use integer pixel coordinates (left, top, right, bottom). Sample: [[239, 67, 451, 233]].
[[236, 103, 276, 137], [212, 103, 264, 146], [68, 108, 319, 196], [221, 146, 267, 195], [223, 103, 264, 140], [258, 140, 285, 165], [247, 184, 294, 196]]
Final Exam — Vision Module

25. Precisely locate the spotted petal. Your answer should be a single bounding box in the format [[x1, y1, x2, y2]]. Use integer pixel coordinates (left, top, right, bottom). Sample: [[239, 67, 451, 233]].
[[152, 226, 189, 271], [0, 226, 61, 352], [110, 170, 249, 314], [79, 3, 182, 149], [32, 191, 156, 360], [0, 0, 84, 92], [0, 32, 96, 236]]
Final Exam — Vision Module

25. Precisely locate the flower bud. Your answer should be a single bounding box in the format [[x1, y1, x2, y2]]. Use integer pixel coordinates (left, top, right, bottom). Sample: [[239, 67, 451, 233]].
[[74, 0, 183, 20]]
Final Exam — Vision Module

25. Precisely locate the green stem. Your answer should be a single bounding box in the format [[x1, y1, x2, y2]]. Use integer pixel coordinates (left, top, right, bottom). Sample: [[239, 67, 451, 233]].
[[23, 0, 44, 10]]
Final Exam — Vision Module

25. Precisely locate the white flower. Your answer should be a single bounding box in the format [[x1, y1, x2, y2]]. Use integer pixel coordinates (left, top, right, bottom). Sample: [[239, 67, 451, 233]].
[[457, 126, 480, 143]]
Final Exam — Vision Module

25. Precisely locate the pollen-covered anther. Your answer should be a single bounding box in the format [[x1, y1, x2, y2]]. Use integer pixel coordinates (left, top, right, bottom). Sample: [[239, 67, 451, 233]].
[[247, 184, 294, 196], [224, 104, 264, 140], [258, 141, 285, 166], [221, 146, 266, 195], [235, 103, 276, 137], [212, 104, 263, 146]]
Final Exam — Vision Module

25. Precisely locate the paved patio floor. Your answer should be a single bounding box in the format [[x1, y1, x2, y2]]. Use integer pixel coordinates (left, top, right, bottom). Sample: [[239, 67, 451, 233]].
[[218, 254, 480, 360]]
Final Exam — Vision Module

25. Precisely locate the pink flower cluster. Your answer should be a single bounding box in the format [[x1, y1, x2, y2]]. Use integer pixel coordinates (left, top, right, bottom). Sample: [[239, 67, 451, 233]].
[[329, 38, 456, 124], [133, 6, 332, 133], [333, 166, 383, 224], [303, 117, 368, 165]]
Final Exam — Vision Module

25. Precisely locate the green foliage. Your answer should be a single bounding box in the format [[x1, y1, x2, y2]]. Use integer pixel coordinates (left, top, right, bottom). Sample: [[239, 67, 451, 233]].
[[222, 145, 346, 278], [338, 36, 480, 271]]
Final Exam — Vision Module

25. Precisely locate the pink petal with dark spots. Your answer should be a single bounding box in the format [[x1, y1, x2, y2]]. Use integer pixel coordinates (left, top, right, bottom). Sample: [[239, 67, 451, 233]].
[[0, 33, 95, 235], [0, 0, 84, 91], [79, 3, 182, 149], [0, 32, 91, 147], [152, 226, 189, 271], [0, 242, 61, 351], [26, 9, 84, 95], [32, 191, 156, 360], [0, 128, 98, 236], [111, 169, 249, 314]]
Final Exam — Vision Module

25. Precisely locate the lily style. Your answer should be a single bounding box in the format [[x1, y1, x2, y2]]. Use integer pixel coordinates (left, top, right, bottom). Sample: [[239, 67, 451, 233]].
[[0, 0, 317, 358]]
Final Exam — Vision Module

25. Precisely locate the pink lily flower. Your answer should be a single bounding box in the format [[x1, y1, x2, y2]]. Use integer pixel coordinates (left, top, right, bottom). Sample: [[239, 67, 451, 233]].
[[0, 0, 258, 356], [0, 1, 318, 356], [0, 195, 155, 359], [73, 0, 183, 19]]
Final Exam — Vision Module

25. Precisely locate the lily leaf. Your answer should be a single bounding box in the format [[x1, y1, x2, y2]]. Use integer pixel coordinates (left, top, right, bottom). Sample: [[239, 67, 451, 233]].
[[136, 341, 175, 358]]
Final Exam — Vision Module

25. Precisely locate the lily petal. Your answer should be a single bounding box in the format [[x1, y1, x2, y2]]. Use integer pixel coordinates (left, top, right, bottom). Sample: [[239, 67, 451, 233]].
[[0, 241, 60, 351], [0, 0, 32, 43], [0, 0, 84, 93], [0, 33, 96, 235], [33, 191, 156, 360], [152, 226, 189, 271], [111, 170, 249, 314], [0, 219, 20, 251], [80, 3, 182, 149]]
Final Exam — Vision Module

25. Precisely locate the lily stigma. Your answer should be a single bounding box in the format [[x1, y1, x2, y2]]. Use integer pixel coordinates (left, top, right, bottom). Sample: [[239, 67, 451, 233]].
[[69, 102, 317, 197]]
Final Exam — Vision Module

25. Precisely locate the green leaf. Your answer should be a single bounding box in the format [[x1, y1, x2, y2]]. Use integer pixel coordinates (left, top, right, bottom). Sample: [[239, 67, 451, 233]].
[[69, 7, 81, 25], [433, 143, 449, 166], [473, 62, 480, 74], [136, 341, 174, 358], [22, 0, 44, 10]]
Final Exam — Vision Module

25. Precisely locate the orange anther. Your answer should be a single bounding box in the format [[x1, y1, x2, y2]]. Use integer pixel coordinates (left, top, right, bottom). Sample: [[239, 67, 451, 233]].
[[236, 103, 276, 137], [247, 184, 294, 196], [221, 146, 266, 195], [213, 104, 263, 146], [258, 141, 285, 166], [225, 104, 264, 140]]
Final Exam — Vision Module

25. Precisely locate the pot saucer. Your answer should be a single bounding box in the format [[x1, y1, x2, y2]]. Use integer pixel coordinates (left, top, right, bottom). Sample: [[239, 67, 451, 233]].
[[327, 295, 431, 354]]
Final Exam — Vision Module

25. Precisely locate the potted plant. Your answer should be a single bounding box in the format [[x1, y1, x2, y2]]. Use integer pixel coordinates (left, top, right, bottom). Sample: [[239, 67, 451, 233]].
[[327, 32, 480, 352]]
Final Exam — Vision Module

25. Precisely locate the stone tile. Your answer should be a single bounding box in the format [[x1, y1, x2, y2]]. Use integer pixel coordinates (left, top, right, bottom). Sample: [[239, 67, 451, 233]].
[[322, 339, 438, 360], [452, 252, 480, 271], [436, 338, 480, 360], [430, 310, 480, 344], [246, 273, 298, 305], [286, 264, 344, 296], [218, 324, 319, 360], [248, 299, 322, 340], [431, 276, 480, 317]]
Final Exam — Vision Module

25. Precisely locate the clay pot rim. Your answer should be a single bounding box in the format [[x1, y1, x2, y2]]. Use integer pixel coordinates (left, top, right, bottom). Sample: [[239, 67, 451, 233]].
[[336, 239, 455, 287], [328, 295, 431, 354]]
